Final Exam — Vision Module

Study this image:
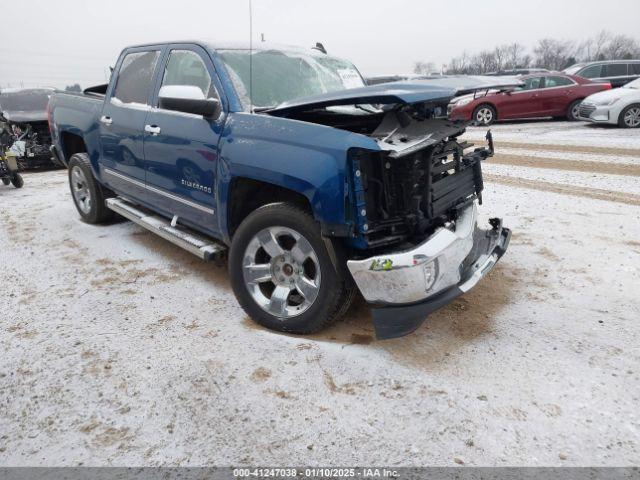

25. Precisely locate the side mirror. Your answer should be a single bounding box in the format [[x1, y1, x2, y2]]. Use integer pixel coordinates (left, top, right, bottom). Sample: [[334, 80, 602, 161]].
[[158, 85, 221, 118]]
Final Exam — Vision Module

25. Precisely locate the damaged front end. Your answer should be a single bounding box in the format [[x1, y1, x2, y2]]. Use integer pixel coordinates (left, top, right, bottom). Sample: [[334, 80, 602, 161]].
[[346, 110, 510, 339], [0, 88, 56, 169], [266, 80, 513, 339], [349, 111, 494, 249]]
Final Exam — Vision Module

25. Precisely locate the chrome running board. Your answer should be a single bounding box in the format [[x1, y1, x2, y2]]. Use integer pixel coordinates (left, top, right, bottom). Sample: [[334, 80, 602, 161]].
[[106, 197, 226, 262]]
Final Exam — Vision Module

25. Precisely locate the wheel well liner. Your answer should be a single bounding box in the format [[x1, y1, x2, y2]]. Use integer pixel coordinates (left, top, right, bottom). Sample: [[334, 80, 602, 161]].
[[61, 132, 87, 161], [227, 177, 312, 237]]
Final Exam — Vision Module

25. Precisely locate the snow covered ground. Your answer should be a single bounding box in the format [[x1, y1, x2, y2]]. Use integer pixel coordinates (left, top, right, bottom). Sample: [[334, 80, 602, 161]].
[[1, 119, 639, 467]]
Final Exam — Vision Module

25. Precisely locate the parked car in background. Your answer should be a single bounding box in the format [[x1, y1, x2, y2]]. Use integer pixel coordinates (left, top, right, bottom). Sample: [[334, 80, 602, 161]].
[[578, 77, 640, 128], [485, 68, 550, 76], [448, 72, 612, 125], [564, 60, 640, 88], [0, 88, 58, 169]]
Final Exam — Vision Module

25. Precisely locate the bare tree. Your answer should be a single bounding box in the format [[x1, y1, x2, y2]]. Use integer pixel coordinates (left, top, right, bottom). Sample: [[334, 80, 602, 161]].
[[604, 34, 639, 59], [579, 30, 611, 61], [413, 61, 436, 75], [533, 38, 576, 70], [504, 43, 529, 69], [493, 45, 509, 71]]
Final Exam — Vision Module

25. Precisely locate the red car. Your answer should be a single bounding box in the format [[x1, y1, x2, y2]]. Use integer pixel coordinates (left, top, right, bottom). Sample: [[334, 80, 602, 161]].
[[448, 73, 612, 125]]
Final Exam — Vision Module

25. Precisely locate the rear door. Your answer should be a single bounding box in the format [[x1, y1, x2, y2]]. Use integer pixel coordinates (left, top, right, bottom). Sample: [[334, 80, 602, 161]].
[[143, 44, 225, 233], [602, 63, 629, 88], [500, 76, 544, 118], [99, 47, 163, 197], [538, 75, 577, 116]]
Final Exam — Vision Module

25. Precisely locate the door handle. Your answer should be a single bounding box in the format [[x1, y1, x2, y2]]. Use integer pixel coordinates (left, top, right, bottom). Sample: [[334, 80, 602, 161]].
[[100, 115, 112, 125], [144, 124, 161, 135]]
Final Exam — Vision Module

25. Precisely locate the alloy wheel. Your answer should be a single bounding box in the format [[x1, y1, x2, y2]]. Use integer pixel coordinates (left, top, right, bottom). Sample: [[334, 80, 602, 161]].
[[624, 107, 640, 128], [70, 166, 92, 214], [476, 107, 493, 125], [242, 226, 321, 318], [571, 102, 581, 120]]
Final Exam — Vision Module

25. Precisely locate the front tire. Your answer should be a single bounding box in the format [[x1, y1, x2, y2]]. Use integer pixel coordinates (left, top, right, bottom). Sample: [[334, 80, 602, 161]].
[[2, 178, 10, 186], [473, 104, 496, 126], [11, 173, 23, 188], [618, 104, 640, 128], [68, 153, 114, 223], [567, 99, 583, 121], [229, 203, 354, 334]]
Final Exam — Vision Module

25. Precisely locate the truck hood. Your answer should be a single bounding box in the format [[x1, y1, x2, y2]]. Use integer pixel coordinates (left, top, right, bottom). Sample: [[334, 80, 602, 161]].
[[266, 76, 523, 116], [0, 88, 53, 123], [0, 111, 48, 123]]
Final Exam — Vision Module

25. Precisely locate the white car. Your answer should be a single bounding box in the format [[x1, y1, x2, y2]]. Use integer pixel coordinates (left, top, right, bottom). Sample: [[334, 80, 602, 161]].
[[578, 78, 640, 128]]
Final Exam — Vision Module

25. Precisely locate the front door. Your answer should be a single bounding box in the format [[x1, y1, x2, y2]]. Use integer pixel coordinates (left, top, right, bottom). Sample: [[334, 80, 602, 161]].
[[99, 48, 162, 196], [143, 46, 224, 233], [500, 76, 544, 119], [538, 75, 577, 116]]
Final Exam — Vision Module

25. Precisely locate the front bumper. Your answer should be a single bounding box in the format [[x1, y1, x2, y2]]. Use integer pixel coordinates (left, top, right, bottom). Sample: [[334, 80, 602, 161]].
[[346, 203, 511, 339], [577, 103, 613, 124]]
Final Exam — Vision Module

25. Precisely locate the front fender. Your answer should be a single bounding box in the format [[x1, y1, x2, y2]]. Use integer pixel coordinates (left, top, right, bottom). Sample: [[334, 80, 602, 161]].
[[217, 112, 379, 241]]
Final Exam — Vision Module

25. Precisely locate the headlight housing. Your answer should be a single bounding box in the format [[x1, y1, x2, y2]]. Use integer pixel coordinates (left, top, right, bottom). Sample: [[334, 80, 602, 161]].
[[454, 97, 474, 107]]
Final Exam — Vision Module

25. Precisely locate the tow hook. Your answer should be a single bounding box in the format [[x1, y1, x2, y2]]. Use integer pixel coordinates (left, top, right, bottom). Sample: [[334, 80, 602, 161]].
[[489, 217, 502, 231]]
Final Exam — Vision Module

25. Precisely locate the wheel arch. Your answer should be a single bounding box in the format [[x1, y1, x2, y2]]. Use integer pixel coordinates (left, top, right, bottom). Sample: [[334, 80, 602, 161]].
[[473, 102, 498, 121], [619, 103, 640, 127], [226, 177, 313, 240]]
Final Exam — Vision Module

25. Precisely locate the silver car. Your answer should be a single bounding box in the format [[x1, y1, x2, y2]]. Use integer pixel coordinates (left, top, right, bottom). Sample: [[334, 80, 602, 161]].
[[578, 78, 640, 128]]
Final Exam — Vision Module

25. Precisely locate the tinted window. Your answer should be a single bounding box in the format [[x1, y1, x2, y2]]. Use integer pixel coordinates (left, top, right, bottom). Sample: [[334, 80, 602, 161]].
[[522, 77, 543, 90], [630, 63, 640, 75], [544, 76, 574, 88], [113, 51, 160, 104], [578, 64, 602, 79], [161, 50, 214, 99], [604, 63, 628, 77]]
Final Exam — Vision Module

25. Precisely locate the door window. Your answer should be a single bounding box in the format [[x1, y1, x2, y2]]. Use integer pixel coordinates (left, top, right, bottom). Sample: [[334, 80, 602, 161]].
[[112, 51, 160, 105], [631, 63, 640, 75], [522, 77, 543, 90], [578, 64, 603, 79], [603, 63, 628, 77], [160, 50, 215, 101], [543, 76, 574, 88]]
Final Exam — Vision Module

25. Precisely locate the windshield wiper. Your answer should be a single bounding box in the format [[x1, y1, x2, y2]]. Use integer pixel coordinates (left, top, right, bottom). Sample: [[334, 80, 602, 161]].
[[252, 106, 276, 113]]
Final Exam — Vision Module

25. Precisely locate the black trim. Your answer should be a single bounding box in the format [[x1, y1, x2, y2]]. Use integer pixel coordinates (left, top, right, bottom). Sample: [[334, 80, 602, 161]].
[[50, 146, 66, 167], [370, 226, 511, 340]]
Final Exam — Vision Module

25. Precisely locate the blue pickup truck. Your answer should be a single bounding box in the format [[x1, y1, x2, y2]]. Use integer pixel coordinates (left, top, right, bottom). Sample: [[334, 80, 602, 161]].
[[49, 41, 511, 339]]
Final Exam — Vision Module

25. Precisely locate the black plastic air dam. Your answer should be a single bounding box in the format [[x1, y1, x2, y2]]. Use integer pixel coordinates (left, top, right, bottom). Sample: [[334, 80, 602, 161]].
[[370, 227, 511, 340]]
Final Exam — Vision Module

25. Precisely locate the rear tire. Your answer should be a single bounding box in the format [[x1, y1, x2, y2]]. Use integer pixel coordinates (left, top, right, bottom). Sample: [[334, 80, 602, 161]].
[[68, 153, 114, 223], [229, 203, 354, 335], [11, 173, 23, 188], [472, 104, 496, 126], [618, 104, 640, 128], [567, 99, 583, 121]]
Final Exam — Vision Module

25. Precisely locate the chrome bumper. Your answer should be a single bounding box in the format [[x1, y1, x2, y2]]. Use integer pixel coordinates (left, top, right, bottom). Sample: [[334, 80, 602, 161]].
[[346, 203, 511, 339]]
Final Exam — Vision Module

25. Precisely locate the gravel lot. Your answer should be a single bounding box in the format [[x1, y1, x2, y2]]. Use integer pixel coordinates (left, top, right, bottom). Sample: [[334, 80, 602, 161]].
[[1, 120, 639, 466]]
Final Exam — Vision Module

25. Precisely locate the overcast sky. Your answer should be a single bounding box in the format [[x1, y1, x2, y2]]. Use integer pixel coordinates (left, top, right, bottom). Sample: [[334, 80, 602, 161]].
[[1, 0, 638, 88]]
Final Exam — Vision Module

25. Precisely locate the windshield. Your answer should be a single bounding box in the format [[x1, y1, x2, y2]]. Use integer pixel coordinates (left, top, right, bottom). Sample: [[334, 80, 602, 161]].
[[624, 78, 640, 89], [218, 49, 365, 110], [0, 89, 53, 113]]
